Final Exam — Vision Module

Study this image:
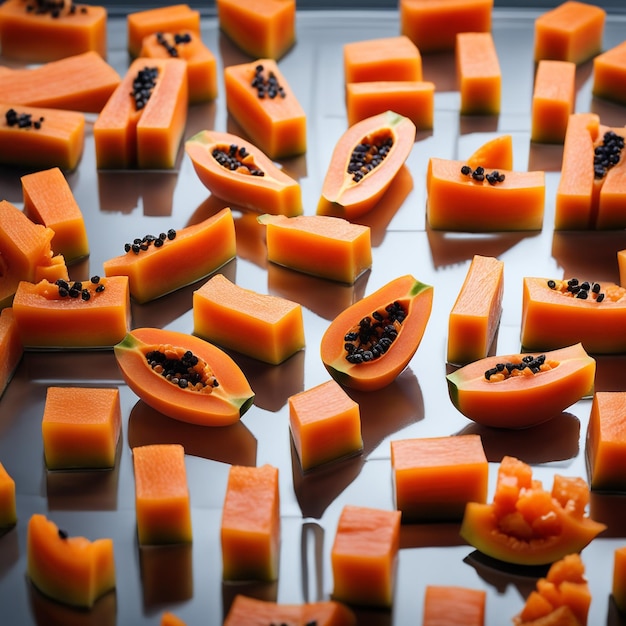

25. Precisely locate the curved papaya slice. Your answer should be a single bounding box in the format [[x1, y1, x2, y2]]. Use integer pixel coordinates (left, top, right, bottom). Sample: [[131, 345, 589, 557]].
[[320, 274, 433, 391], [466, 134, 513, 171], [446, 343, 595, 429], [460, 456, 606, 566], [317, 110, 416, 219], [185, 129, 302, 216], [114, 327, 254, 426]]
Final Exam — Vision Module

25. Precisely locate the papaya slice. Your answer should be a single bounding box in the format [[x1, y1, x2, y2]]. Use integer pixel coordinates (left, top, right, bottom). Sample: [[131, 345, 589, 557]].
[[460, 455, 606, 566], [0, 460, 16, 529], [185, 129, 302, 216], [427, 157, 545, 231], [320, 274, 433, 391], [224, 58, 306, 159], [114, 327, 255, 427], [446, 343, 595, 429], [0, 0, 107, 63], [466, 134, 513, 171], [614, 546, 626, 614], [0, 308, 22, 400], [593, 40, 626, 107], [103, 207, 236, 303], [317, 110, 416, 219], [521, 276, 626, 353]]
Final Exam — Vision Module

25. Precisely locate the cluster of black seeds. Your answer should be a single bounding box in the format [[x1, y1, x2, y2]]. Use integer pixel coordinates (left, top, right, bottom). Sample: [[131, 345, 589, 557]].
[[145, 348, 218, 390], [132, 66, 159, 110], [251, 64, 286, 99], [212, 144, 265, 176], [155, 31, 192, 57], [547, 277, 605, 302], [460, 165, 505, 185], [124, 229, 176, 254], [594, 130, 624, 179], [348, 136, 393, 183], [484, 354, 547, 380], [344, 301, 406, 364], [55, 276, 104, 301], [25, 0, 87, 16], [58, 528, 69, 539], [5, 108, 44, 130]]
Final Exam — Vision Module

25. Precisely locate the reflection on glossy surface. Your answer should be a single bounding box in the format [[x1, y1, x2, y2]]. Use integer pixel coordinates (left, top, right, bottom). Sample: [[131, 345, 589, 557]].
[[399, 522, 466, 549], [221, 580, 278, 622], [139, 543, 193, 608], [589, 492, 626, 538], [0, 528, 18, 580]]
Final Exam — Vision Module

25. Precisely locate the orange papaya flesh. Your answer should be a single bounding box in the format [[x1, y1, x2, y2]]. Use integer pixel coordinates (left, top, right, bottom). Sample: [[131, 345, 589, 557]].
[[321, 274, 433, 391], [317, 110, 416, 220], [0, 0, 107, 63], [460, 456, 606, 566], [114, 327, 254, 427], [12, 275, 130, 349], [0, 308, 22, 400], [613, 546, 626, 614], [185, 129, 302, 216], [593, 40, 626, 107], [427, 157, 545, 231], [446, 343, 595, 429], [521, 276, 626, 353], [0, 51, 121, 113], [0, 460, 16, 529], [466, 134, 513, 171], [27, 513, 116, 608], [103, 207, 236, 303]]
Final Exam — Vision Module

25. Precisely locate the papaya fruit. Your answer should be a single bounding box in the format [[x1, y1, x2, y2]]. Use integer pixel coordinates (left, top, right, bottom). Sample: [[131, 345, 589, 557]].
[[320, 274, 433, 391], [114, 327, 255, 427], [593, 40, 626, 107], [460, 455, 606, 566], [447, 343, 595, 429], [185, 129, 302, 216], [317, 110, 416, 219]]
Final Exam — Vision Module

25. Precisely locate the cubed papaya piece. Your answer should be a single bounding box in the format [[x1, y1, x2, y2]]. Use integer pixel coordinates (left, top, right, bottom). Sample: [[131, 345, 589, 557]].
[[593, 40, 626, 106], [423, 585, 486, 626], [0, 461, 16, 529], [0, 308, 23, 399], [613, 546, 626, 614]]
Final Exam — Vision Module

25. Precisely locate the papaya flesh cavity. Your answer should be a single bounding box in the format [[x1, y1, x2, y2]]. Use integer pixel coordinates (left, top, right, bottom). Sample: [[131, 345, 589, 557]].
[[460, 456, 606, 566], [114, 327, 254, 426], [446, 343, 595, 429], [320, 274, 433, 391], [185, 129, 302, 216], [317, 110, 416, 219]]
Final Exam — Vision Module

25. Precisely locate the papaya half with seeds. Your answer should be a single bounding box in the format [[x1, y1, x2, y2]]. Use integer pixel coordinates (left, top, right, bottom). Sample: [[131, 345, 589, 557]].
[[317, 110, 416, 219], [446, 343, 595, 429], [114, 327, 254, 427], [320, 274, 433, 391], [185, 129, 302, 216]]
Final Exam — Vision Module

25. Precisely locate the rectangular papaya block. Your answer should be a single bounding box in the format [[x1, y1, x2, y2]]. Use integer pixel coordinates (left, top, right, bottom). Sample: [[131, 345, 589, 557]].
[[331, 505, 401, 608], [346, 81, 434, 130], [139, 31, 218, 104], [221, 464, 280, 581], [12, 275, 130, 349], [0, 51, 121, 113], [596, 128, 626, 230], [0, 461, 16, 529], [260, 214, 372, 284], [587, 391, 626, 491], [0, 103, 85, 172], [456, 32, 501, 116], [593, 40, 626, 106], [193, 273, 305, 365], [0, 308, 23, 399], [216, 0, 295, 60], [289, 379, 363, 472], [127, 4, 200, 58], [400, 0, 493, 53], [0, 0, 107, 63], [423, 585, 486, 626], [614, 546, 626, 614], [391, 434, 488, 522], [343, 36, 422, 84], [42, 386, 121, 470], [534, 0, 605, 64], [133, 444, 192, 545], [94, 57, 188, 170], [531, 60, 576, 144], [447, 255, 504, 366], [21, 167, 89, 264], [224, 58, 306, 160]]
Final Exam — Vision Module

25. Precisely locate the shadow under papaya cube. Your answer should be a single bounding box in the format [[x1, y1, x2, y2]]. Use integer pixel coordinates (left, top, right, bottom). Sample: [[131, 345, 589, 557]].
[[221, 580, 278, 622], [139, 543, 193, 608], [589, 491, 626, 538], [399, 522, 466, 549]]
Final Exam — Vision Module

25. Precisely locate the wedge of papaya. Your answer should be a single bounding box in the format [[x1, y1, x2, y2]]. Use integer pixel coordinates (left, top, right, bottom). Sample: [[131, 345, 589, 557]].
[[114, 327, 255, 426], [320, 274, 433, 391], [185, 129, 302, 216], [0, 0, 107, 63], [94, 57, 188, 169], [466, 134, 513, 171], [317, 110, 416, 219], [446, 343, 596, 428], [460, 455, 605, 566], [103, 207, 236, 303]]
